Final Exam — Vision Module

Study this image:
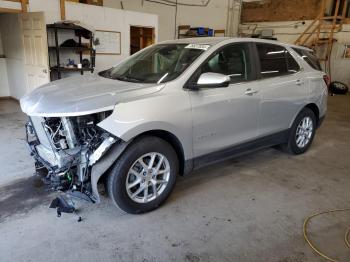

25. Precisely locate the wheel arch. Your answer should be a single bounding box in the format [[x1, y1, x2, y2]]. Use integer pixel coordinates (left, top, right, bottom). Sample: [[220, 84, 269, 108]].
[[289, 103, 320, 131], [135, 129, 187, 176], [304, 103, 320, 126], [91, 129, 189, 203]]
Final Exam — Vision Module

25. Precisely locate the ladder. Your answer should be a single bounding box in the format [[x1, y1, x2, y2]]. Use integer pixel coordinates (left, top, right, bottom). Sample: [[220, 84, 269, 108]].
[[294, 0, 347, 64]]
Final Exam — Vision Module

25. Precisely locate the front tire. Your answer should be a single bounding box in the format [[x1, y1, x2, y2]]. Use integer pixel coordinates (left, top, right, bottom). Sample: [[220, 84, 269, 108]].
[[107, 136, 178, 214], [283, 108, 316, 155]]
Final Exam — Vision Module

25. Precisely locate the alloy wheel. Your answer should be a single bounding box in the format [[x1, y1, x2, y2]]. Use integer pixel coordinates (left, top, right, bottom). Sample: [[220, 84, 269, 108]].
[[295, 116, 314, 148], [126, 152, 170, 203]]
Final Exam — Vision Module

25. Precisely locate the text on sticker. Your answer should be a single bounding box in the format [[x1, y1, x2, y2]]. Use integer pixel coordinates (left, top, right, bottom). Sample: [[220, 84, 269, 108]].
[[185, 44, 210, 50]]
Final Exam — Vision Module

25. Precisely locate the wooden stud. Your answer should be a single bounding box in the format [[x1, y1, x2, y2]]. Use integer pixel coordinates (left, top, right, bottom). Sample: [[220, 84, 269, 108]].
[[0, 0, 29, 13], [339, 0, 348, 27], [321, 0, 325, 15], [21, 0, 27, 12], [139, 27, 144, 50], [60, 0, 66, 20], [333, 0, 340, 19]]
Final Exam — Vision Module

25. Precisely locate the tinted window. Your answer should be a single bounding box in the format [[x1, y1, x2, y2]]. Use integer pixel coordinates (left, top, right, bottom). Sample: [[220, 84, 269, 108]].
[[292, 48, 322, 71], [99, 44, 205, 83], [200, 43, 252, 83], [256, 43, 299, 78], [286, 52, 300, 73]]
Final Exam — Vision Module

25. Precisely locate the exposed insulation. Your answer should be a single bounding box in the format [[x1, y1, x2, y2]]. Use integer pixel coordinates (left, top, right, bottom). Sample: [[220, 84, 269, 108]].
[[241, 0, 322, 23]]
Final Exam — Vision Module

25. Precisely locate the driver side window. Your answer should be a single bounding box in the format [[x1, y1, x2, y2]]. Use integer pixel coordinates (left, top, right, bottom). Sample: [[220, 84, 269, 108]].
[[201, 43, 252, 84]]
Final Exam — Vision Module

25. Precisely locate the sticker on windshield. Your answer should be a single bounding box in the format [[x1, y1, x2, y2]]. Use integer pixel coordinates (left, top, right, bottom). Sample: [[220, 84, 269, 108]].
[[185, 44, 210, 50]]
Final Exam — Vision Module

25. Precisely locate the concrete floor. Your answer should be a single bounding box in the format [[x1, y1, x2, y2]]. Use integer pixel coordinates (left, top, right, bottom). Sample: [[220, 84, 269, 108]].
[[0, 96, 350, 262]]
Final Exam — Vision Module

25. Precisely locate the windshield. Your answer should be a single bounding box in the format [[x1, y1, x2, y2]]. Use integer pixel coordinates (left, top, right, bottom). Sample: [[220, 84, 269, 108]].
[[98, 44, 207, 83]]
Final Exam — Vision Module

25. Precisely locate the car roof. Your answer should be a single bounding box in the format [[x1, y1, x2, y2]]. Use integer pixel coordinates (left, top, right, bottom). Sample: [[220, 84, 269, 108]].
[[159, 37, 313, 52]]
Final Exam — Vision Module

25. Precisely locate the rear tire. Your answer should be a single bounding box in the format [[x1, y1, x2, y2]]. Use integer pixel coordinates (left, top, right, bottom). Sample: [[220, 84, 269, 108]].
[[107, 136, 178, 214], [282, 108, 316, 155]]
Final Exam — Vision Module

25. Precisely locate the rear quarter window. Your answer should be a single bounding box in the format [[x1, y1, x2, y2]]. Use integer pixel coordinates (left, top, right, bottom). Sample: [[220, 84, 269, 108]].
[[292, 48, 322, 71], [256, 43, 300, 79]]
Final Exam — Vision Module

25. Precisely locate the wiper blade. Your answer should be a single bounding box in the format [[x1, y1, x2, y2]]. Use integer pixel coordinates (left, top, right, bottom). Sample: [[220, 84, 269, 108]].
[[115, 76, 142, 82]]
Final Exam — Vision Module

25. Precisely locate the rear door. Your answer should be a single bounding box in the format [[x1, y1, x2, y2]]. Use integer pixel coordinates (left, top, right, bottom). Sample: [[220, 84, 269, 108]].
[[253, 43, 308, 136], [189, 42, 260, 158]]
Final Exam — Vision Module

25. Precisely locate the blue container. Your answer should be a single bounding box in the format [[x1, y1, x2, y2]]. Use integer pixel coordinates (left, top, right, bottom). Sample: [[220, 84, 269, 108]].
[[197, 27, 205, 35], [208, 29, 214, 36]]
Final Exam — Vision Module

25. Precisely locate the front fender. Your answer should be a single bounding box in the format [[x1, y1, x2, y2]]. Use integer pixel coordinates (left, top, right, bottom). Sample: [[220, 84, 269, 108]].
[[90, 140, 131, 203], [97, 93, 193, 160], [101, 120, 181, 142]]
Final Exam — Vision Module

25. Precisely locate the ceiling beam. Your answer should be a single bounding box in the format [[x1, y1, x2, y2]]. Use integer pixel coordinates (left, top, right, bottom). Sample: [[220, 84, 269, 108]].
[[0, 7, 22, 13]]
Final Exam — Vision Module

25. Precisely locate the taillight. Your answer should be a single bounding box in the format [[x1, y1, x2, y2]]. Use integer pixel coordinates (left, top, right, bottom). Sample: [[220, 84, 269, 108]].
[[323, 75, 330, 86]]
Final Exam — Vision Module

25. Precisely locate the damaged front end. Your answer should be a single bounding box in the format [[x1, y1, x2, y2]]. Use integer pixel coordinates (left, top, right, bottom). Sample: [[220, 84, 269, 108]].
[[26, 111, 119, 204]]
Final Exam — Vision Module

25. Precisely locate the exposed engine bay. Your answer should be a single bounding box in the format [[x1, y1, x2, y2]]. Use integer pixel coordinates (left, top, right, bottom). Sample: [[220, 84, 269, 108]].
[[26, 111, 118, 204]]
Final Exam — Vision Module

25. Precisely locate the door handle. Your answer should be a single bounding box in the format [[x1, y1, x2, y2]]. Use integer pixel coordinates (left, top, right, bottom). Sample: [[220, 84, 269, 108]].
[[296, 79, 303, 85], [244, 88, 258, 96]]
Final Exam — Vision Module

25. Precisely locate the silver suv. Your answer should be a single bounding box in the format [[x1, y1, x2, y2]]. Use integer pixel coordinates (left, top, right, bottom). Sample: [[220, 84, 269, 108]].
[[21, 38, 327, 214]]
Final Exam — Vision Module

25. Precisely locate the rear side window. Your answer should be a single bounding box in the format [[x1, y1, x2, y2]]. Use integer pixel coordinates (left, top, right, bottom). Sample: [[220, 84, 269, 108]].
[[292, 48, 322, 71], [286, 52, 300, 73], [256, 43, 300, 79]]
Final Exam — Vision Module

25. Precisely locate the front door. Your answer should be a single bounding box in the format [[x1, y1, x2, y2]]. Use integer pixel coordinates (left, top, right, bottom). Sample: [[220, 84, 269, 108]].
[[189, 43, 260, 158], [21, 12, 49, 94]]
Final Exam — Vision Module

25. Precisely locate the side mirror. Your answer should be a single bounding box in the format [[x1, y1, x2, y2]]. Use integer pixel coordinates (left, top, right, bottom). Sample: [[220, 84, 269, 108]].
[[196, 72, 230, 88]]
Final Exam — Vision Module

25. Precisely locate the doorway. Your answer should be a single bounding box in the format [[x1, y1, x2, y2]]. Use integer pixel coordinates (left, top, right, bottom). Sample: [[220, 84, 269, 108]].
[[130, 26, 155, 55], [0, 12, 49, 99]]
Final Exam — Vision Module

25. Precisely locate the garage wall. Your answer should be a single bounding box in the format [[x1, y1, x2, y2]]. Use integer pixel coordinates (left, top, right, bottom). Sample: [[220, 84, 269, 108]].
[[29, 0, 158, 71], [0, 29, 3, 54], [0, 14, 26, 99], [0, 26, 10, 97], [0, 18, 10, 97], [0, 58, 9, 97], [65, 2, 158, 71], [240, 21, 350, 85], [329, 27, 350, 85], [103, 0, 229, 41]]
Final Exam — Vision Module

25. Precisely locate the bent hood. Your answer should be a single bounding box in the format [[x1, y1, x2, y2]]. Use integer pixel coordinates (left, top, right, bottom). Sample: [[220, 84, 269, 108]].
[[20, 75, 164, 117]]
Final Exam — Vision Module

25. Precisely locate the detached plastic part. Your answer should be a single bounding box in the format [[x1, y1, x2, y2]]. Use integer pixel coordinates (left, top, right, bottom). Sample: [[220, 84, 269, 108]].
[[49, 195, 75, 217]]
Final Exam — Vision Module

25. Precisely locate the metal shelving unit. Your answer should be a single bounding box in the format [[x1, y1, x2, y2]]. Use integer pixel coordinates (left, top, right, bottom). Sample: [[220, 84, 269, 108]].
[[177, 25, 225, 39], [47, 23, 96, 81]]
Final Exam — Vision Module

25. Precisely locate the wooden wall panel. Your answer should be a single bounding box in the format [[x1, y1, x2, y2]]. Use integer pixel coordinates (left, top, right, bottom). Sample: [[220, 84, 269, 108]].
[[241, 0, 322, 23]]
